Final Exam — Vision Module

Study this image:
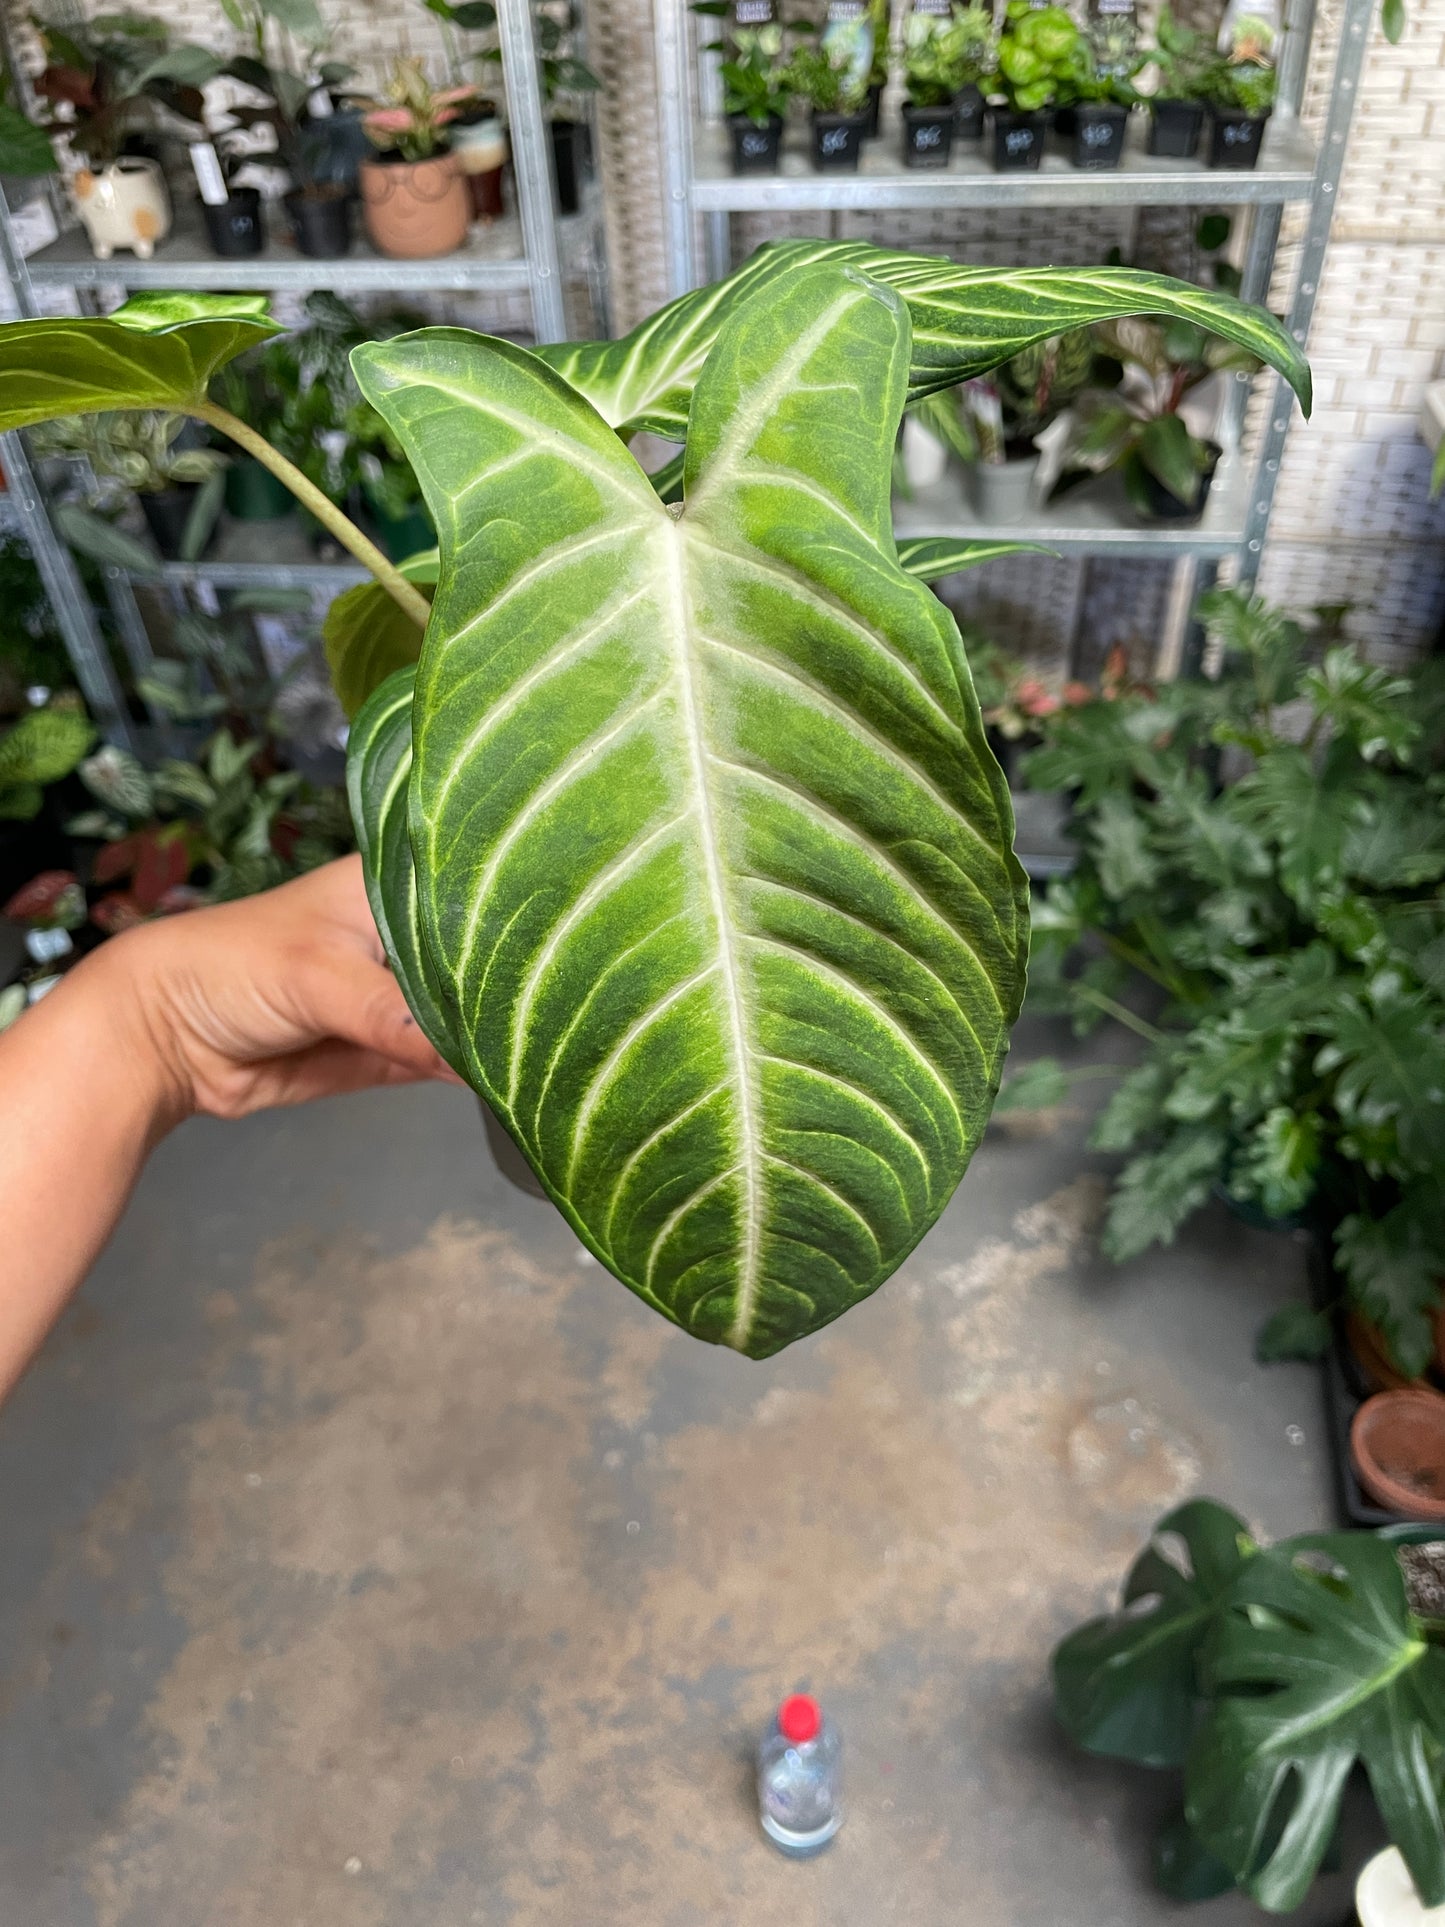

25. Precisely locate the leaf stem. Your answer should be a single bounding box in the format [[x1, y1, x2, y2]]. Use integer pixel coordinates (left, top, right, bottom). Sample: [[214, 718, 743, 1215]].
[[191, 400, 432, 630], [1074, 984, 1168, 1045]]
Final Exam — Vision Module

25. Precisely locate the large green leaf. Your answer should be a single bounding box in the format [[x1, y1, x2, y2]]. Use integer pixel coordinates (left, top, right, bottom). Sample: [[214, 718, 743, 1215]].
[[323, 549, 436, 719], [1189, 1532, 1445, 1912], [536, 239, 1312, 440], [1052, 1499, 1254, 1768], [0, 293, 281, 432], [351, 263, 1028, 1356]]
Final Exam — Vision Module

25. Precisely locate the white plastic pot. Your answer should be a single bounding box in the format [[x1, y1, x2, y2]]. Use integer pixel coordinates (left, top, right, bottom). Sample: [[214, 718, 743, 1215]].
[[967, 452, 1040, 525], [73, 158, 171, 261], [1357, 1847, 1445, 1925]]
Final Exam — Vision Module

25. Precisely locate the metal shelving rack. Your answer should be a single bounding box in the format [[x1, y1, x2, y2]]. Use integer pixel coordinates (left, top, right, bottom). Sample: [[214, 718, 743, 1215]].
[[655, 0, 1374, 673], [0, 0, 602, 744]]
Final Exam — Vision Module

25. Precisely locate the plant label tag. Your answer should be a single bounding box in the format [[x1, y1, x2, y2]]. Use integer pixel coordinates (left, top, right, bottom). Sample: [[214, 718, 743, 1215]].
[[306, 85, 334, 117], [24, 928, 72, 965], [189, 142, 230, 206], [732, 0, 775, 25]]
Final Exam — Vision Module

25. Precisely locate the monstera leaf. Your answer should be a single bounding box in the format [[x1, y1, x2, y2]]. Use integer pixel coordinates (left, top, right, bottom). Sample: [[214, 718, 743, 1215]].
[[0, 292, 280, 432], [1188, 1532, 1445, 1912], [1052, 1499, 1255, 1768], [537, 239, 1312, 440], [348, 262, 1028, 1357]]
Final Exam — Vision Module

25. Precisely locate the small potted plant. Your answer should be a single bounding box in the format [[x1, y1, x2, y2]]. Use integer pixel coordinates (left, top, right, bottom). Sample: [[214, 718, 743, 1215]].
[[721, 25, 792, 173], [785, 45, 870, 172], [1203, 15, 1277, 169], [988, 2, 1080, 171], [32, 10, 208, 260], [1056, 315, 1258, 522], [31, 411, 229, 561], [900, 11, 965, 169], [863, 0, 889, 137], [948, 1, 994, 141], [484, 2, 600, 213], [916, 330, 1094, 522], [1055, 43, 1140, 170], [195, 142, 266, 259], [1143, 5, 1212, 157], [361, 61, 479, 259]]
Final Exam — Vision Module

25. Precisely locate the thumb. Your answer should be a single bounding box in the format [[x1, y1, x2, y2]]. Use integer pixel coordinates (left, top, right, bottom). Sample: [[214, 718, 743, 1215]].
[[297, 948, 465, 1084]]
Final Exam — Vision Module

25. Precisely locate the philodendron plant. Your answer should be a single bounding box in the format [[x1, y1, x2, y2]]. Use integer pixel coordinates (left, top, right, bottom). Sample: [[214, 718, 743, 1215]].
[[0, 240, 1311, 1356]]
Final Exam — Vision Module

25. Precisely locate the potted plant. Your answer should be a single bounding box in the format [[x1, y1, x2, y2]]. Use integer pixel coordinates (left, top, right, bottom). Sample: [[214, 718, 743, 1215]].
[[1052, 1499, 1445, 1911], [1202, 15, 1277, 169], [30, 410, 228, 561], [785, 44, 870, 171], [0, 243, 1311, 1352], [360, 60, 478, 259], [1055, 42, 1140, 170], [1144, 5, 1212, 158], [946, 329, 1096, 521], [947, 0, 994, 140], [32, 10, 208, 259], [1056, 314, 1256, 520], [721, 25, 792, 172], [1016, 588, 1445, 1384], [863, 0, 890, 137], [482, 1, 600, 213], [899, 10, 967, 168], [194, 142, 266, 259], [988, 1, 1080, 170]]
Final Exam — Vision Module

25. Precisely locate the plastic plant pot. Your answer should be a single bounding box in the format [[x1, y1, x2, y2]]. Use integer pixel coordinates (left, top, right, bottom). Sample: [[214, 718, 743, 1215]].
[[224, 456, 294, 522], [284, 186, 352, 258], [811, 109, 868, 171], [954, 82, 985, 139], [1148, 96, 1204, 157], [728, 113, 784, 173], [201, 188, 264, 258], [1071, 101, 1128, 169], [1208, 107, 1269, 169], [967, 452, 1040, 523], [991, 107, 1048, 171], [139, 486, 207, 561], [863, 82, 883, 138], [901, 102, 954, 167], [1350, 1388, 1445, 1521]]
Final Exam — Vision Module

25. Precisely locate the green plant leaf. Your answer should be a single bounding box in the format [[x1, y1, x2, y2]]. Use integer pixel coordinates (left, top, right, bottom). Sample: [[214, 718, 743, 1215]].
[[1336, 1189, 1444, 1378], [1090, 1056, 1172, 1152], [51, 503, 161, 576], [894, 536, 1053, 580], [1254, 1302, 1331, 1363], [0, 100, 58, 176], [1188, 1532, 1445, 1911], [322, 548, 436, 718], [1102, 1126, 1229, 1262], [346, 667, 466, 1074], [1233, 1106, 1322, 1219], [0, 781, 43, 820], [0, 707, 94, 786], [350, 264, 1028, 1356], [1089, 789, 1160, 899], [992, 1054, 1069, 1112], [536, 239, 1312, 440], [1381, 0, 1406, 43], [1153, 1808, 1239, 1901], [0, 295, 281, 433], [1136, 412, 1204, 507], [1052, 1498, 1254, 1768]]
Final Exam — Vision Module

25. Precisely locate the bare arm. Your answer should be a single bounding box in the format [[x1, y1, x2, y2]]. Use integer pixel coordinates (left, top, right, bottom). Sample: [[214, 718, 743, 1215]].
[[0, 856, 458, 1401]]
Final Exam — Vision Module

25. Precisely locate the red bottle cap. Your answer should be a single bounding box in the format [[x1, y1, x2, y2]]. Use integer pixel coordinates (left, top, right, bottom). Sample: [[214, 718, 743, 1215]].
[[778, 1694, 822, 1744]]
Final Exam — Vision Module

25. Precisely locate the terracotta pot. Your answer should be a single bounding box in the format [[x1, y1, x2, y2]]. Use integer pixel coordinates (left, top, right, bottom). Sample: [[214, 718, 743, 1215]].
[[73, 158, 171, 260], [359, 153, 468, 259], [1344, 1300, 1445, 1395], [1350, 1388, 1445, 1521]]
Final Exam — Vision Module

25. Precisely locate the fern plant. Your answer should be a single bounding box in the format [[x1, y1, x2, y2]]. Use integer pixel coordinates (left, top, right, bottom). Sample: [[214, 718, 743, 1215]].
[[0, 244, 1310, 1355]]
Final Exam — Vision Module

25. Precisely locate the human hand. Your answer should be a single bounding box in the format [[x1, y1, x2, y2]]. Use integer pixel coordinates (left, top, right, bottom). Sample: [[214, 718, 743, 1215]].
[[94, 854, 463, 1125]]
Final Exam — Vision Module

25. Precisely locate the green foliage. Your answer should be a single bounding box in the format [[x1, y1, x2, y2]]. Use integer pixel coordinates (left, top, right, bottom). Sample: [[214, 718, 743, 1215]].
[[0, 705, 93, 816], [720, 24, 792, 125], [348, 264, 1028, 1357], [1053, 1503, 1445, 1912], [322, 548, 433, 718], [31, 8, 212, 167], [902, 5, 993, 107], [0, 532, 72, 703], [1253, 1300, 1331, 1362], [1147, 5, 1215, 102], [991, 0, 1082, 112], [1019, 589, 1445, 1373], [784, 42, 866, 112]]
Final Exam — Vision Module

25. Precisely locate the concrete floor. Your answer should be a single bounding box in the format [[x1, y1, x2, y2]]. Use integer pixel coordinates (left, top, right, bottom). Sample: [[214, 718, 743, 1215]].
[[0, 1020, 1362, 1926]]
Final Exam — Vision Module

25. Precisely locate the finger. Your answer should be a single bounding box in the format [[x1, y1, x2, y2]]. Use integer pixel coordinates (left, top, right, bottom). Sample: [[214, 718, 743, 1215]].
[[292, 945, 460, 1082], [260, 1039, 442, 1109]]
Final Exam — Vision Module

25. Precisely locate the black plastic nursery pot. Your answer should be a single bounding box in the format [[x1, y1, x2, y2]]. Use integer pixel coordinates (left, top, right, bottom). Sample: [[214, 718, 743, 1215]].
[[201, 187, 264, 258], [954, 81, 985, 140], [811, 109, 868, 171], [991, 107, 1048, 171], [728, 113, 783, 174], [1071, 101, 1129, 169], [224, 455, 294, 522], [285, 186, 352, 258], [139, 485, 210, 561], [551, 117, 585, 213], [901, 101, 954, 168], [1135, 442, 1221, 524], [1208, 107, 1269, 169], [1147, 96, 1204, 158], [863, 83, 883, 138]]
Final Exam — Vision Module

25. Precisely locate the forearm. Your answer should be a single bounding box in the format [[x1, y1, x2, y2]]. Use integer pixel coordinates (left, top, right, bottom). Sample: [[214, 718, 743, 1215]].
[[0, 945, 177, 1401]]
